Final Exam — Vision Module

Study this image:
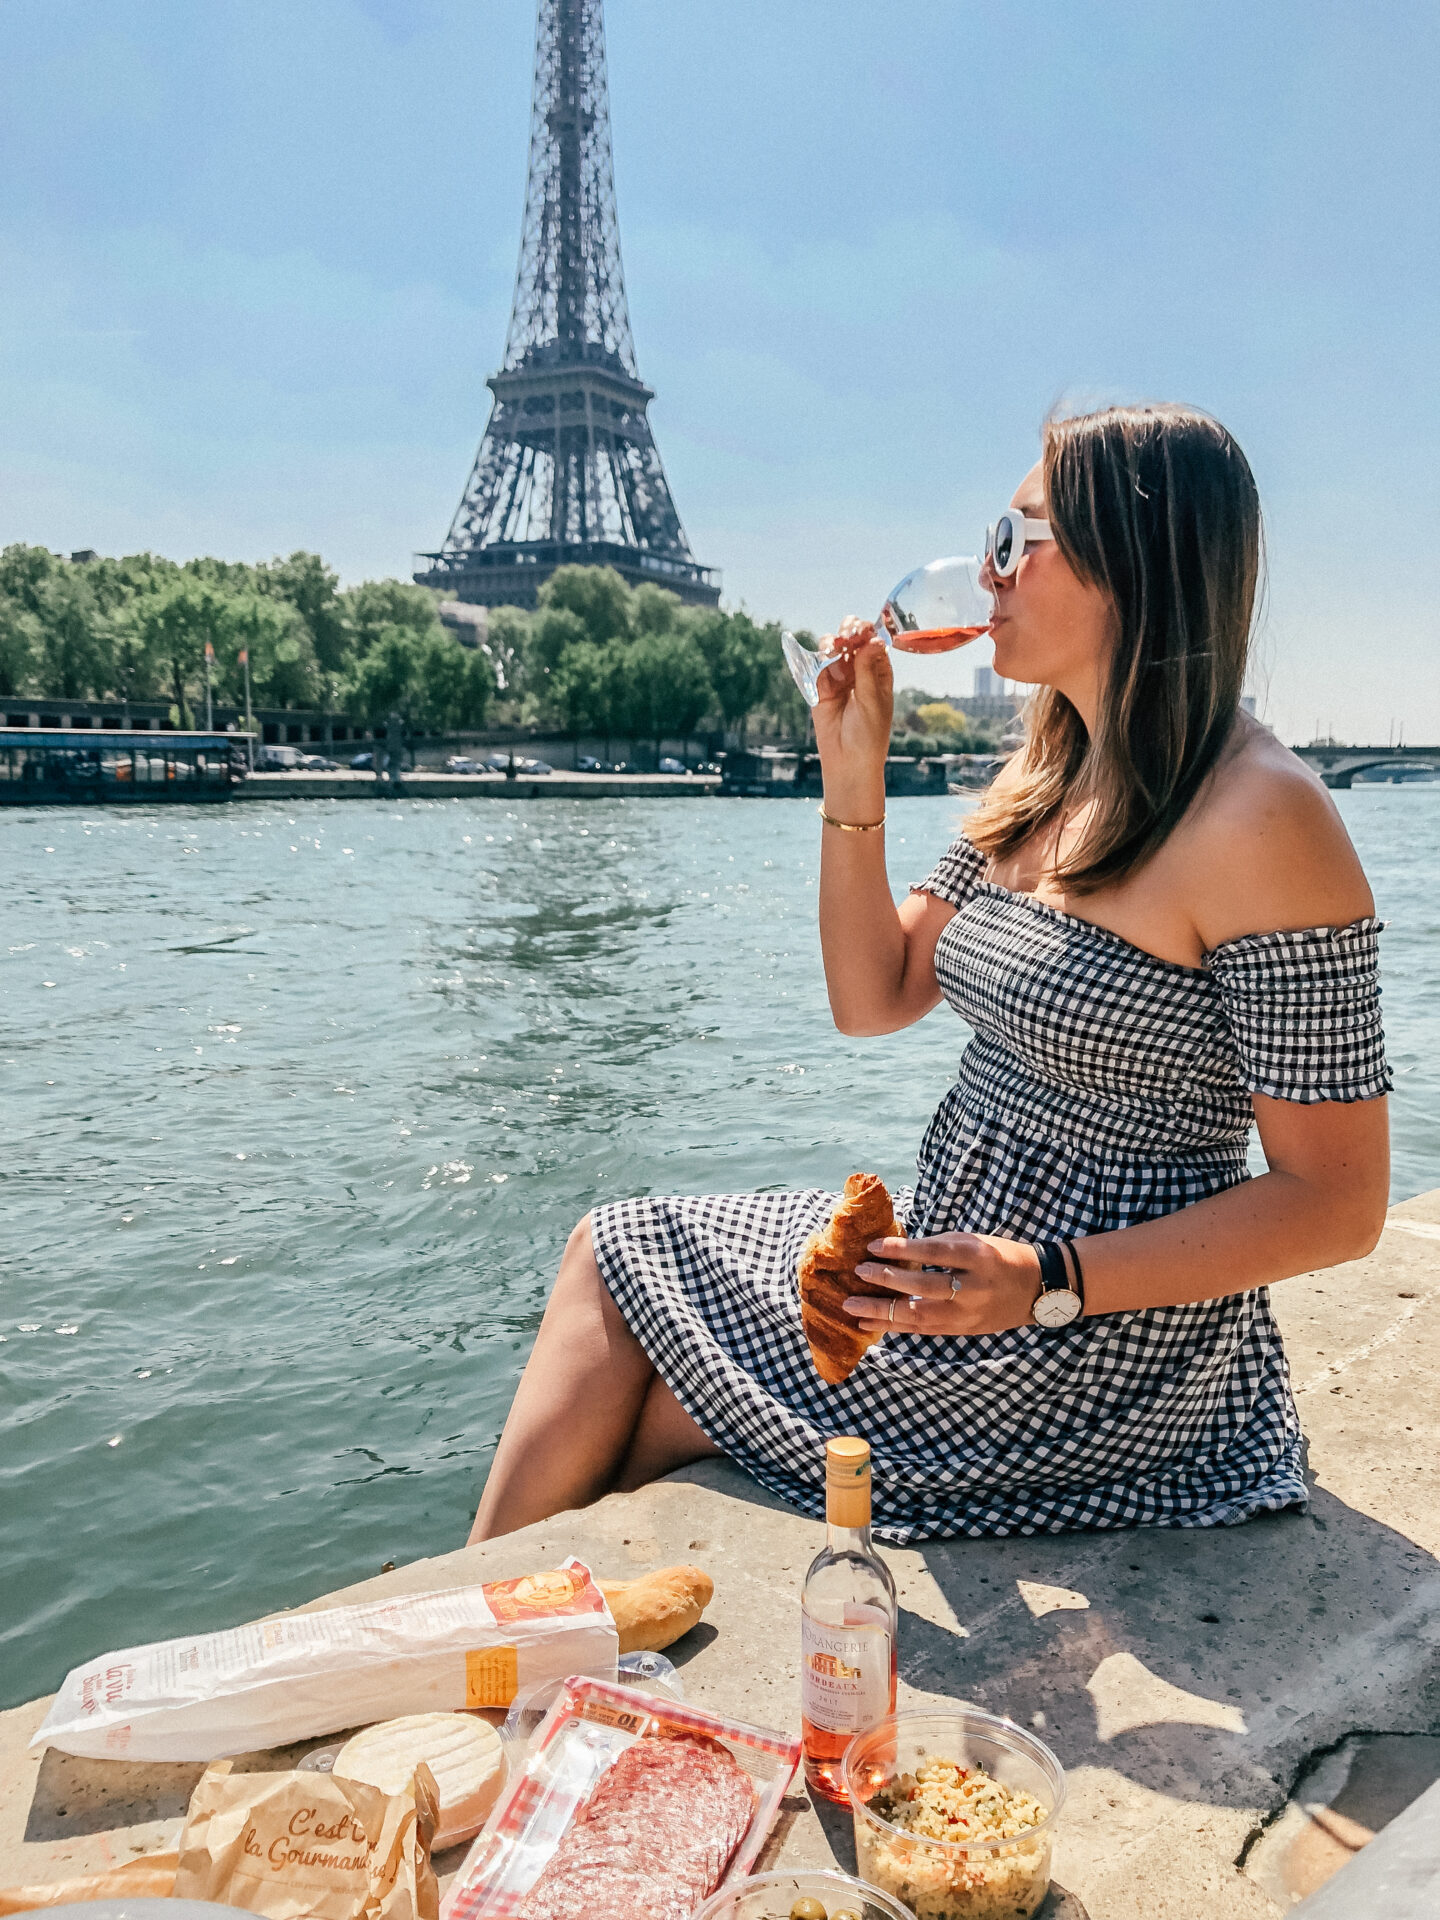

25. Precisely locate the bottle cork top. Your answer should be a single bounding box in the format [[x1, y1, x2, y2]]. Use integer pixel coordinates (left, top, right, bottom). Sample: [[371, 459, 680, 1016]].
[[825, 1436, 872, 1527], [826, 1436, 871, 1476]]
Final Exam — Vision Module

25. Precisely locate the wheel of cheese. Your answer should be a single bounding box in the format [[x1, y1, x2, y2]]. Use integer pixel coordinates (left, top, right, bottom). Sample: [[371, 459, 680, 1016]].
[[334, 1712, 506, 1850]]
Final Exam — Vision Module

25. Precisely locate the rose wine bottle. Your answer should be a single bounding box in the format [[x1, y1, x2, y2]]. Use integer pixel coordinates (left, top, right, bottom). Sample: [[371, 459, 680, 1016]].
[[800, 1436, 898, 1804]]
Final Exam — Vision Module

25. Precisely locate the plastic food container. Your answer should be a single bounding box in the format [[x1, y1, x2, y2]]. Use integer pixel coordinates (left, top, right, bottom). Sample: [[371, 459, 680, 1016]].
[[842, 1710, 1065, 1920], [441, 1675, 802, 1920], [692, 1868, 918, 1920]]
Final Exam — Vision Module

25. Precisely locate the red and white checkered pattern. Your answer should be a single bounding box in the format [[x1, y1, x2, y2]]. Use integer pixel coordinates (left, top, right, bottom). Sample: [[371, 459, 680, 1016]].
[[442, 1675, 801, 1920]]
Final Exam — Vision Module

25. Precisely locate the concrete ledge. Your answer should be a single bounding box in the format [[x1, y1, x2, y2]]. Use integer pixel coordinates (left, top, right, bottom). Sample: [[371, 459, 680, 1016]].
[[235, 771, 721, 800], [5, 1191, 1439, 1919]]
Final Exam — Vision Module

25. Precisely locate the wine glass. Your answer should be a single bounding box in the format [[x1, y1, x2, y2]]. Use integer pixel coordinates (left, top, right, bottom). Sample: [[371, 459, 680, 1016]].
[[781, 555, 992, 708]]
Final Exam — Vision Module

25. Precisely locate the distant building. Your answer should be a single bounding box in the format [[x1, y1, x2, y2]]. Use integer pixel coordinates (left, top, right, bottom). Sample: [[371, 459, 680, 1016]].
[[438, 601, 489, 648], [973, 665, 1000, 698]]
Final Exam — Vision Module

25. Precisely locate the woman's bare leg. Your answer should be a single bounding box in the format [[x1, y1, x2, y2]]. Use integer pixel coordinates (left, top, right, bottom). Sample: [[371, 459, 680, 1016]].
[[469, 1217, 656, 1542], [615, 1376, 724, 1493]]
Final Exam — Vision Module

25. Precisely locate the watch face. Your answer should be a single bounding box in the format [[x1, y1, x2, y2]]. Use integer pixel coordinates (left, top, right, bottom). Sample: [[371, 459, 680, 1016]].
[[1033, 1288, 1082, 1328]]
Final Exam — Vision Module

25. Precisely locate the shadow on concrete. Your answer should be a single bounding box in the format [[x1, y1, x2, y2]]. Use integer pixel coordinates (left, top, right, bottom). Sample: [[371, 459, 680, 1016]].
[[907, 1483, 1440, 1817]]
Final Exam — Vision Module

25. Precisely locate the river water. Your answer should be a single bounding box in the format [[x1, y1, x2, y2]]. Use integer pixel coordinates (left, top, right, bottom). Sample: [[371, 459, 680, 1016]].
[[4, 788, 1437, 1706]]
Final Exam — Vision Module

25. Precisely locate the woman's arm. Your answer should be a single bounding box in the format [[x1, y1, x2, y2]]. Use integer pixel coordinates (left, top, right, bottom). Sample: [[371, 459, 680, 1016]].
[[813, 636, 955, 1035], [844, 749, 1391, 1332], [850, 1093, 1389, 1336]]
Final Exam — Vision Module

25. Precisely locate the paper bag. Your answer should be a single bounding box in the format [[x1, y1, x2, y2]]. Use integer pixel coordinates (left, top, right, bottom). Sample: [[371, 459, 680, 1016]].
[[173, 1760, 439, 1920]]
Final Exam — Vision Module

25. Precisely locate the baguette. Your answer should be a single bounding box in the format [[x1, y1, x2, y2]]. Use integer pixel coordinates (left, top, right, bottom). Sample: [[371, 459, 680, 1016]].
[[0, 1852, 177, 1915], [597, 1564, 714, 1653]]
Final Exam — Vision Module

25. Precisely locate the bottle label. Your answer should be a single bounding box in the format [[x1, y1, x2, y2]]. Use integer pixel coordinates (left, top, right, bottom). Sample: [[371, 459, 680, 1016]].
[[801, 1604, 892, 1735]]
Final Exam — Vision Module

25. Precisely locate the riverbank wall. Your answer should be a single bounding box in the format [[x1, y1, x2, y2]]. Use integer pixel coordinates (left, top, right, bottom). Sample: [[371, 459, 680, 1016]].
[[236, 769, 722, 800], [4, 1187, 1439, 1918]]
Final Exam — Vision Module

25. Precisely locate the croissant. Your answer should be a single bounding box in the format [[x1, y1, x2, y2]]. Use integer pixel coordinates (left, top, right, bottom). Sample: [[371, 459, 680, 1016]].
[[798, 1172, 903, 1384]]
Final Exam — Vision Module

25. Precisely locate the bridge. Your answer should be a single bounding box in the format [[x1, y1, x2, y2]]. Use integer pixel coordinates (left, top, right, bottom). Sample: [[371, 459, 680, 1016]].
[[1291, 742, 1440, 788]]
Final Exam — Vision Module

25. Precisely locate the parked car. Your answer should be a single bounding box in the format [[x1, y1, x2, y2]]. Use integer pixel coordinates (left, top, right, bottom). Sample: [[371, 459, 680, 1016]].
[[299, 753, 339, 770], [658, 756, 689, 775], [255, 744, 306, 771], [599, 760, 635, 774], [349, 751, 373, 770], [445, 755, 483, 774], [574, 755, 603, 773]]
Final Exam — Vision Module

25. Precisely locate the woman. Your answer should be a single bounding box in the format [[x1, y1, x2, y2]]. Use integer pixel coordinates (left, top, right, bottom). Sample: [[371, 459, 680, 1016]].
[[470, 404, 1391, 1546]]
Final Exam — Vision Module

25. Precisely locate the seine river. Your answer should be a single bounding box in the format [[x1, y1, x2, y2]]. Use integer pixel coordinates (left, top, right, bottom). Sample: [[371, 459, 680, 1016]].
[[4, 788, 1437, 1706]]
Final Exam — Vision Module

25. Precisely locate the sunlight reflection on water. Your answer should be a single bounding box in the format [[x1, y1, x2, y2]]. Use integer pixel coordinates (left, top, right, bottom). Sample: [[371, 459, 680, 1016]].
[[2, 786, 1435, 1704]]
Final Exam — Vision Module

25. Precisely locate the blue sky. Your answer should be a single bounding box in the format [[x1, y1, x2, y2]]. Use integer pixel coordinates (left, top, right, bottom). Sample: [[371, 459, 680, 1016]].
[[1, 0, 1436, 742]]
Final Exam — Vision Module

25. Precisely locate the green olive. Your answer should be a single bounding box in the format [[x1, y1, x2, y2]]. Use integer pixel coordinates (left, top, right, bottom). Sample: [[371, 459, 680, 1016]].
[[789, 1900, 828, 1920], [830, 1910, 863, 1920]]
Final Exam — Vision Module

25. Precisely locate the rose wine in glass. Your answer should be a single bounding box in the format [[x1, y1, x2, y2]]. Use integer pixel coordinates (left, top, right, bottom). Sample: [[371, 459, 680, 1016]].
[[782, 555, 992, 707]]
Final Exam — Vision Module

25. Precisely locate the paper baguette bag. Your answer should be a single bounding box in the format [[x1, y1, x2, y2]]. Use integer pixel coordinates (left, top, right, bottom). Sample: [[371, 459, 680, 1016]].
[[173, 1759, 438, 1920], [32, 1560, 616, 1763]]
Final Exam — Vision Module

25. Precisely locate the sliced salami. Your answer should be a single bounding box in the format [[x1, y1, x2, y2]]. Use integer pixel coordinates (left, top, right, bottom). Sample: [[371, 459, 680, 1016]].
[[514, 1736, 757, 1920]]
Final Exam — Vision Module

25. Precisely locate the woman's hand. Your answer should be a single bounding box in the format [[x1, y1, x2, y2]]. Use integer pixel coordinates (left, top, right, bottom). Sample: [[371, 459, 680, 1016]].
[[812, 627, 893, 818], [845, 1233, 1044, 1337]]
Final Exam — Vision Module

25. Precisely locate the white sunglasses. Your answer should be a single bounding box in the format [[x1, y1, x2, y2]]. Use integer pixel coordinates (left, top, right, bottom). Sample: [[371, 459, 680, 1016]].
[[985, 509, 1053, 578]]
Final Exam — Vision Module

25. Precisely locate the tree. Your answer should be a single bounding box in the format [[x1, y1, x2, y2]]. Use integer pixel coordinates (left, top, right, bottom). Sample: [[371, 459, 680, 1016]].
[[227, 594, 320, 710], [342, 579, 441, 655], [910, 702, 967, 737], [630, 582, 684, 636], [343, 626, 494, 732], [260, 552, 350, 675], [764, 631, 815, 742], [129, 579, 236, 726], [621, 630, 713, 751], [34, 569, 112, 701], [538, 565, 632, 646], [0, 543, 60, 613], [697, 610, 775, 744], [529, 605, 589, 677], [547, 642, 614, 739], [414, 632, 495, 732], [343, 626, 421, 725], [0, 595, 40, 697], [483, 605, 530, 698]]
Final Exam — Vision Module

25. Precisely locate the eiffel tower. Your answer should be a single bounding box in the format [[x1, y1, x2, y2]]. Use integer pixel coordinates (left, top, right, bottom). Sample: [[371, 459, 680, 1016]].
[[415, 0, 719, 611]]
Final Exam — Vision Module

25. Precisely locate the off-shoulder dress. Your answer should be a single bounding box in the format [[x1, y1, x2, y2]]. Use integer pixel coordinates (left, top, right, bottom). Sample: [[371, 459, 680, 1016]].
[[589, 834, 1391, 1543]]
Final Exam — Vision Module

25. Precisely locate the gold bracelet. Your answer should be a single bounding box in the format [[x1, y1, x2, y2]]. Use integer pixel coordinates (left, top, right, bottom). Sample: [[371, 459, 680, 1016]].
[[818, 805, 886, 832]]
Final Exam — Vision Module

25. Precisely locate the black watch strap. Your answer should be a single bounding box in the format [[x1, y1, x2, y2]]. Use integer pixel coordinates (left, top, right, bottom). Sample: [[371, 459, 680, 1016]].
[[1036, 1240, 1071, 1296]]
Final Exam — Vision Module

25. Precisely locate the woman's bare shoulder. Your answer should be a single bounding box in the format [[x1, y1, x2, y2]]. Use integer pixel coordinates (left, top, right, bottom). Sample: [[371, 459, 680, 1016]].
[[1181, 719, 1375, 949]]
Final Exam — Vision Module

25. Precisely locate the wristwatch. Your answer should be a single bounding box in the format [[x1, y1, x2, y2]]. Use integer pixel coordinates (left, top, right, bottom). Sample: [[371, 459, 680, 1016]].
[[1032, 1240, 1083, 1328]]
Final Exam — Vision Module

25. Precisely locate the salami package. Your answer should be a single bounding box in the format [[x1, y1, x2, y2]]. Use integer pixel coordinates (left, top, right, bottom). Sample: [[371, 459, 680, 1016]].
[[33, 1562, 617, 1763], [442, 1676, 802, 1920]]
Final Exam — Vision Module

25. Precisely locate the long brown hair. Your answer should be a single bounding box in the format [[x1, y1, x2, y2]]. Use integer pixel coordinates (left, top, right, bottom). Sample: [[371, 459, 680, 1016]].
[[968, 404, 1262, 893]]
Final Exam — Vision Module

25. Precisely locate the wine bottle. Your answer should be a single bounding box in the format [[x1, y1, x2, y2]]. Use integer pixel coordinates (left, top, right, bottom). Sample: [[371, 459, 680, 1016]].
[[800, 1435, 898, 1803]]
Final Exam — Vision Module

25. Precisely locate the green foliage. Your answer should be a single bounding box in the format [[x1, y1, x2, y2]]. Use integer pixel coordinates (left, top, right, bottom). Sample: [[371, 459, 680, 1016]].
[[630, 583, 685, 637], [341, 578, 441, 655], [128, 578, 238, 725], [530, 605, 589, 677], [483, 606, 530, 697], [696, 609, 775, 738], [259, 552, 350, 674], [34, 569, 112, 702], [343, 625, 495, 732], [538, 565, 632, 646], [0, 544, 806, 746], [0, 594, 40, 697]]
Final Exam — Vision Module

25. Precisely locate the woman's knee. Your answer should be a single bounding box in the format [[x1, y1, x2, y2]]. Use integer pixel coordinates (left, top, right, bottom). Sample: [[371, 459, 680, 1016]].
[[563, 1213, 595, 1265]]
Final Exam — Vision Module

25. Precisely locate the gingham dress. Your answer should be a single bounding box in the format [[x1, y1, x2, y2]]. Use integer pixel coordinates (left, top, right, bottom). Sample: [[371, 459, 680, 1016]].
[[590, 834, 1391, 1543]]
